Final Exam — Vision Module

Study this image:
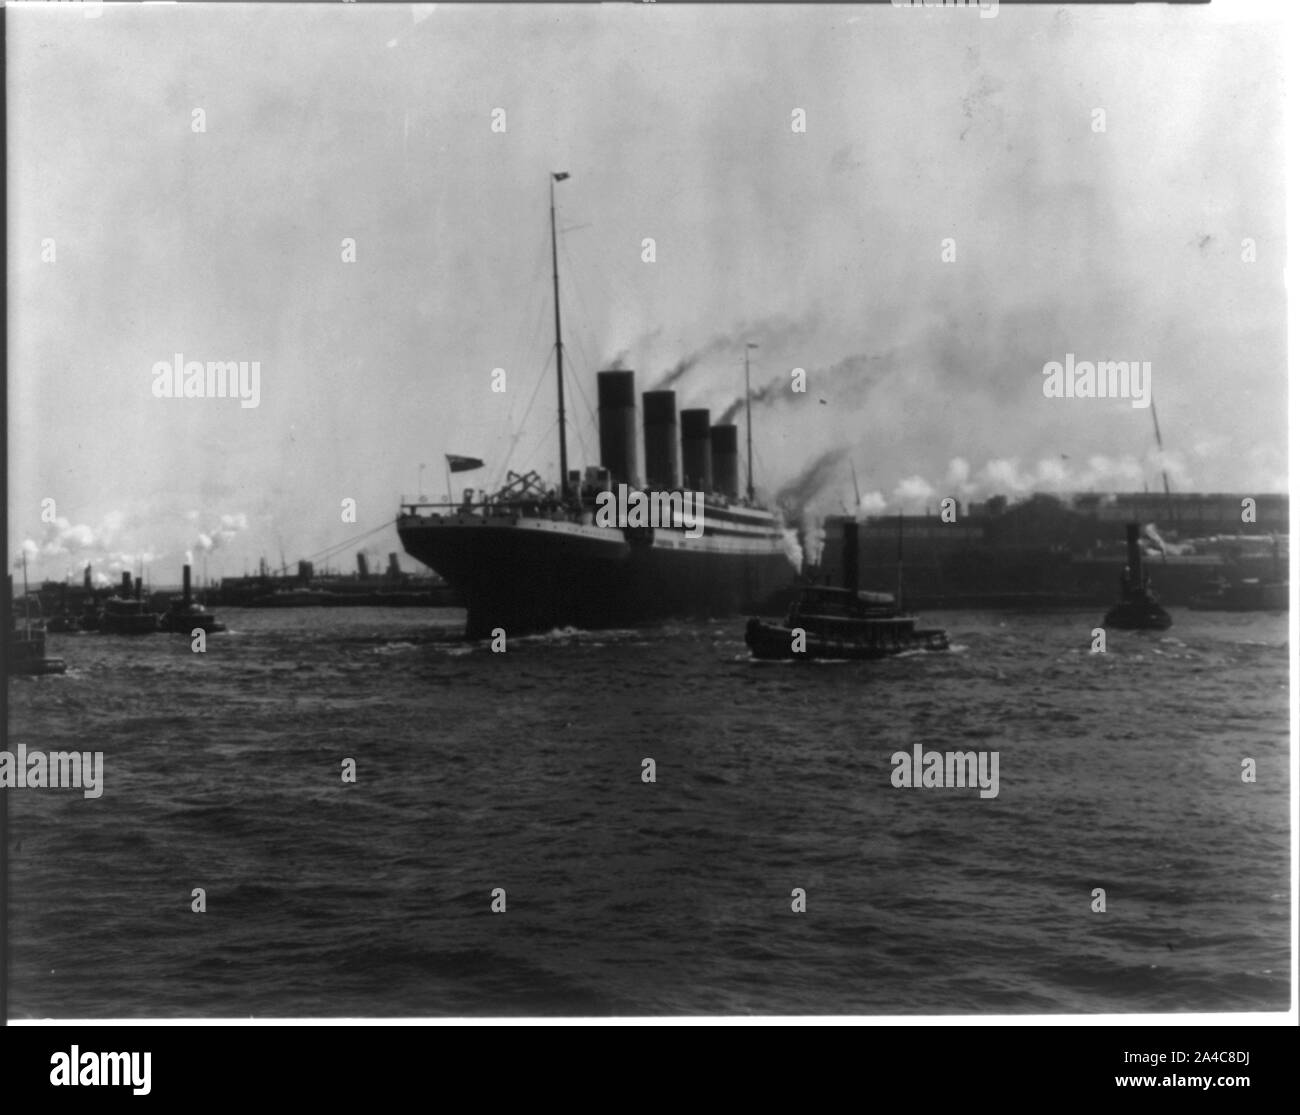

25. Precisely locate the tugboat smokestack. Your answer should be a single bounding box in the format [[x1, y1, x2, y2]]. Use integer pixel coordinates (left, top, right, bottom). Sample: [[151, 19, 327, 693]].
[[1125, 522, 1142, 583], [121, 572, 132, 595], [183, 564, 192, 606]]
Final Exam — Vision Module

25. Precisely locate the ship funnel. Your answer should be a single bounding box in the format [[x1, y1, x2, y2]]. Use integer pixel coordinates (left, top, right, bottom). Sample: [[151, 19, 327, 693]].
[[121, 572, 133, 596], [84, 564, 93, 593], [183, 564, 192, 606], [387, 553, 400, 580], [710, 424, 740, 500], [642, 390, 679, 489], [134, 576, 142, 600], [680, 409, 713, 492], [842, 518, 859, 595], [357, 553, 369, 579], [597, 370, 638, 488]]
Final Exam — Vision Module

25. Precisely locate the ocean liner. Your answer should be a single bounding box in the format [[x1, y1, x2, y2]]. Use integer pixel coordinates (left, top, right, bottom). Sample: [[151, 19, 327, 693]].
[[397, 173, 795, 638]]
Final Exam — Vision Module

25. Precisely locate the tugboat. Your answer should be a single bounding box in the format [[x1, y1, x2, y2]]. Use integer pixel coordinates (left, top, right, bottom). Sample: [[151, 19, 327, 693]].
[[157, 563, 226, 633], [45, 610, 80, 633], [46, 564, 103, 631], [745, 520, 949, 660], [40, 577, 82, 633], [99, 572, 159, 635], [7, 569, 67, 676], [1103, 523, 1172, 630]]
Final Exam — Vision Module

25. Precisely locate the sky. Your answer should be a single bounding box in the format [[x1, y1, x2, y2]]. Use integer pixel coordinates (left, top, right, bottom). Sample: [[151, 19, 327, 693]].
[[7, 1, 1288, 584]]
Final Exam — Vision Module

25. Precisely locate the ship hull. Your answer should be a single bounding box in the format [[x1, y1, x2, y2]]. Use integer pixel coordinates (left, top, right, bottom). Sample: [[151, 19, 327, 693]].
[[398, 513, 794, 637]]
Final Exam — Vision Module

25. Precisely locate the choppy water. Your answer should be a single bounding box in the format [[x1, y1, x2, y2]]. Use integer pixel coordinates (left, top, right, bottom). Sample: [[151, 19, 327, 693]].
[[5, 606, 1290, 1016]]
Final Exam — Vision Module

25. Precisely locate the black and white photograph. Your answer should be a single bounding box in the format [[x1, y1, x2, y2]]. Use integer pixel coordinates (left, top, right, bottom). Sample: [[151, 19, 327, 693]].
[[3, 0, 1294, 1041]]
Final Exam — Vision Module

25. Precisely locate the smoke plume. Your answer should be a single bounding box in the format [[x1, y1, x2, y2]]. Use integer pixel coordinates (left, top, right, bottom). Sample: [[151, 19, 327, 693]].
[[651, 355, 698, 390], [774, 447, 850, 512]]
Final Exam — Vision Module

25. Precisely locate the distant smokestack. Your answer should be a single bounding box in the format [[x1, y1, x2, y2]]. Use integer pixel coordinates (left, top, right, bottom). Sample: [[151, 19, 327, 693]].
[[597, 370, 638, 488], [183, 564, 192, 606], [84, 564, 92, 593], [642, 390, 679, 489], [387, 553, 400, 579], [841, 518, 859, 595], [298, 560, 313, 583], [680, 409, 713, 492], [134, 576, 142, 600], [357, 553, 369, 579], [710, 424, 739, 500], [121, 572, 132, 595]]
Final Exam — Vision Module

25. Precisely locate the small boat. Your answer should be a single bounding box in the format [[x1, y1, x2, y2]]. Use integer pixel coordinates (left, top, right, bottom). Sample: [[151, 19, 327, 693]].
[[157, 563, 226, 633], [99, 573, 159, 635], [1189, 537, 1287, 611], [745, 520, 949, 660], [1188, 576, 1288, 612], [8, 570, 67, 675], [1104, 523, 1172, 630]]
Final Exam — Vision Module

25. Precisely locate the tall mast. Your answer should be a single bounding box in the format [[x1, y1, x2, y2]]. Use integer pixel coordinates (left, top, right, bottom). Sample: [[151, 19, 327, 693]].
[[744, 343, 758, 502], [551, 172, 570, 499]]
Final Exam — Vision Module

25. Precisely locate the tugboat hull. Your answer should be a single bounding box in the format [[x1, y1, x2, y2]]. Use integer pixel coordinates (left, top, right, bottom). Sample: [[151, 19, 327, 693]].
[[745, 616, 949, 660], [158, 611, 226, 634], [99, 611, 159, 635], [1103, 602, 1172, 631]]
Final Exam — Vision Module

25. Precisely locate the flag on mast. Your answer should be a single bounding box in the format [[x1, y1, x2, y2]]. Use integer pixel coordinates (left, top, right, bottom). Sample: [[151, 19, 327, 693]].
[[446, 455, 484, 473]]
